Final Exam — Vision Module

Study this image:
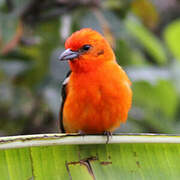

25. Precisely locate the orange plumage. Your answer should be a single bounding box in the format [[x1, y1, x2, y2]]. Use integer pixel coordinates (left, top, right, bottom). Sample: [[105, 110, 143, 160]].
[[59, 28, 132, 134]]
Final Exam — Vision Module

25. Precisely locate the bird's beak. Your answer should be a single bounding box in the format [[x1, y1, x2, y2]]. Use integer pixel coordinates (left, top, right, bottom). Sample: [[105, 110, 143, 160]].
[[58, 48, 79, 61]]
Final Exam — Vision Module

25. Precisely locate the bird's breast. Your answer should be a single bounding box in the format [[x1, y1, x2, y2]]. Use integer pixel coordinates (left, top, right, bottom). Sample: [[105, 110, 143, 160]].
[[63, 62, 132, 133]]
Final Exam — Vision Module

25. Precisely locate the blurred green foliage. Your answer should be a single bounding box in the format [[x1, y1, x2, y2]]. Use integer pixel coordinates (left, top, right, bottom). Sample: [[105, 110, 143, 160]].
[[0, 0, 180, 135]]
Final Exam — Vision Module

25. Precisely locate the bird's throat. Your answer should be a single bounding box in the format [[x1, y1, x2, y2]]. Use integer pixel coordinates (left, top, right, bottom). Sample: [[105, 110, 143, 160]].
[[69, 59, 103, 73]]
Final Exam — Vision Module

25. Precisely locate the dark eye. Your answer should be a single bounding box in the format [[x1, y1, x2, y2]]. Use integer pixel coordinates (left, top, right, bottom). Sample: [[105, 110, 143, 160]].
[[82, 44, 91, 51]]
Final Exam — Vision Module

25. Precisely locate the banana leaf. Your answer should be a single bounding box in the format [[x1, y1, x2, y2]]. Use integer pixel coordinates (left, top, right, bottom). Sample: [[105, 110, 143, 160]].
[[0, 133, 180, 180]]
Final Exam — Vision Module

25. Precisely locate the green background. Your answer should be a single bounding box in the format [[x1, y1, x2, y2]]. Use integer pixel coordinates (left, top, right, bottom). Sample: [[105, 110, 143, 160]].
[[0, 0, 180, 135]]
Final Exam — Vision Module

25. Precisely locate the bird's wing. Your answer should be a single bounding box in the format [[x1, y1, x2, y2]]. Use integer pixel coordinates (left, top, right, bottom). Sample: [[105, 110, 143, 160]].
[[59, 70, 71, 133]]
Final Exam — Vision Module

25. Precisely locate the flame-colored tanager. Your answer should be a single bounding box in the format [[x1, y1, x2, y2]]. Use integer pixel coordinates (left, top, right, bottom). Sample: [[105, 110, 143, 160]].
[[58, 28, 132, 135]]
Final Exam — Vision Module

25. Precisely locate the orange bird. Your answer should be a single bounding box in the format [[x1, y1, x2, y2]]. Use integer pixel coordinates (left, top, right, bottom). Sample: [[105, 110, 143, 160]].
[[59, 28, 132, 136]]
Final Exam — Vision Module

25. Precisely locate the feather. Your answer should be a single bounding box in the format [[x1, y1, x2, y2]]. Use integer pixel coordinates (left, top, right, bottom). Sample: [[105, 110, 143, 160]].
[[59, 70, 71, 133]]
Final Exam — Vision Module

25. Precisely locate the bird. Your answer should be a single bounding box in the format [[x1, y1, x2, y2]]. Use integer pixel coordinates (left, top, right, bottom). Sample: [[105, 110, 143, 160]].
[[58, 28, 132, 140]]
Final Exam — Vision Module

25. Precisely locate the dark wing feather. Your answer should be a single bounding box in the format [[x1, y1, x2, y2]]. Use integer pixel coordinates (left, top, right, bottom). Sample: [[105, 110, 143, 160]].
[[59, 70, 71, 133]]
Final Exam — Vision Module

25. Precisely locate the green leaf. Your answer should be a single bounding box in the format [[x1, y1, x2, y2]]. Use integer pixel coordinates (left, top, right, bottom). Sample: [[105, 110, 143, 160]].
[[132, 80, 178, 133], [125, 16, 167, 64], [131, 0, 159, 29], [163, 19, 180, 61], [1, 134, 180, 179], [19, 19, 60, 87], [4, 148, 32, 180], [116, 39, 148, 66], [133, 80, 178, 119], [0, 13, 18, 46]]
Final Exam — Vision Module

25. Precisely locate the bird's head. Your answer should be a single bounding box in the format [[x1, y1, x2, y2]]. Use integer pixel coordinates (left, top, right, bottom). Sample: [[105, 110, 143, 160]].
[[59, 28, 115, 72]]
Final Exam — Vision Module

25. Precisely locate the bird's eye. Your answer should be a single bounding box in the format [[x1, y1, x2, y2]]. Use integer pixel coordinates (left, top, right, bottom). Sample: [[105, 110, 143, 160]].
[[82, 45, 91, 51]]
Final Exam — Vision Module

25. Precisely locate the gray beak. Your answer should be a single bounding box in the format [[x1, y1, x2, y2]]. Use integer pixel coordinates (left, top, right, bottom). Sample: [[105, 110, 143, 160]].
[[58, 48, 79, 61]]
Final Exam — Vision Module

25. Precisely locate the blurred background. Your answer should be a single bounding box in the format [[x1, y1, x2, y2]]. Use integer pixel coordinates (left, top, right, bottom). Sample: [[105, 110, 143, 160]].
[[0, 0, 180, 136]]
